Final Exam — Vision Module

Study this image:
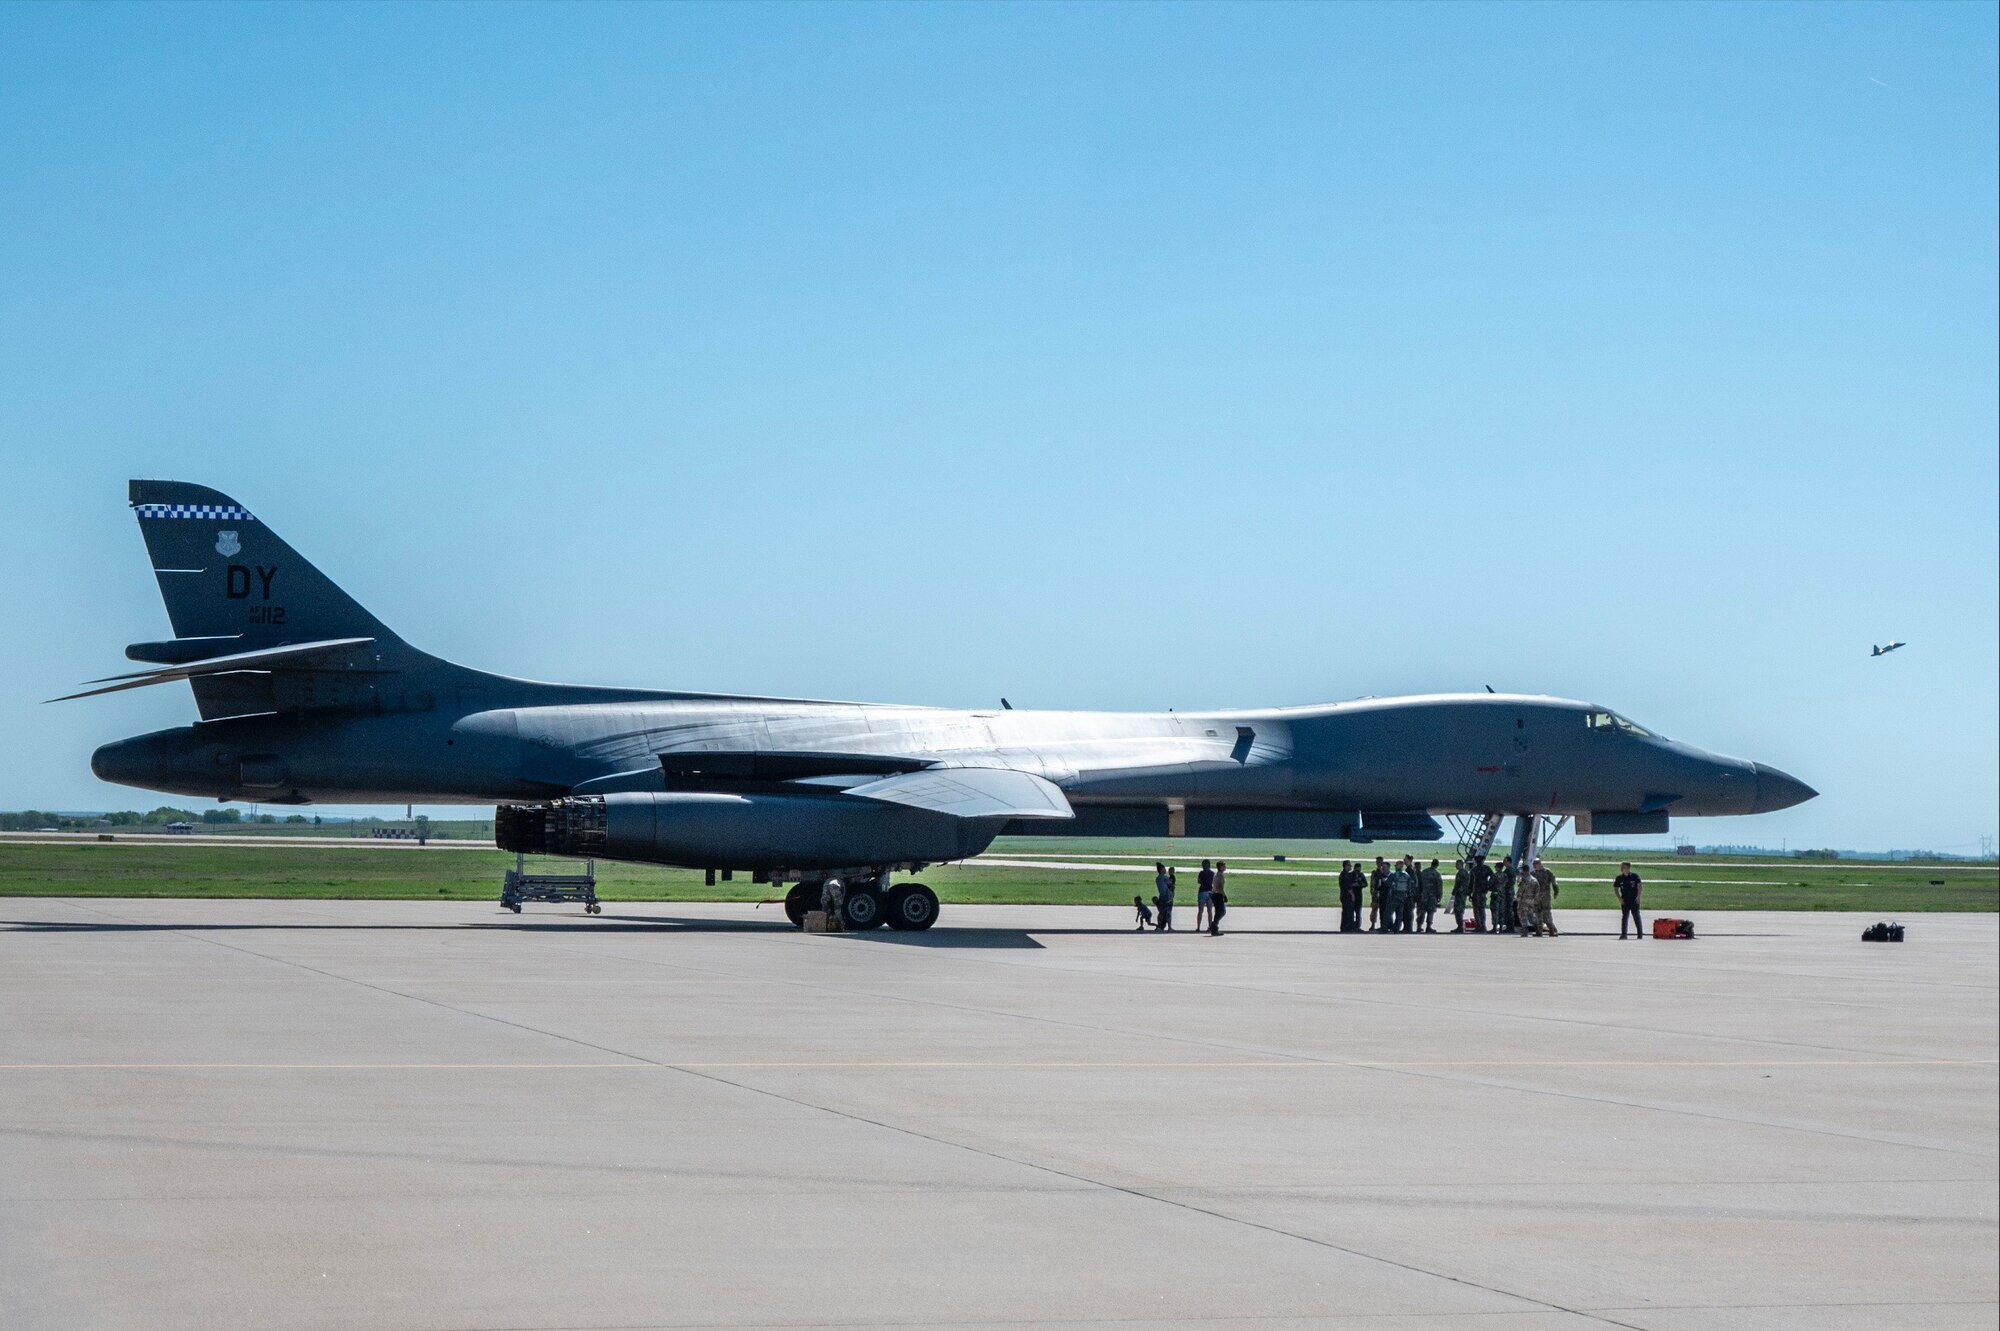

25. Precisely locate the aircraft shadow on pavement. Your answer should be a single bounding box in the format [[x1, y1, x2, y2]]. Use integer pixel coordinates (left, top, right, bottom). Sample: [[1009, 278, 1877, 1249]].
[[0, 913, 1043, 945], [0, 916, 1782, 942], [583, 914, 1047, 947]]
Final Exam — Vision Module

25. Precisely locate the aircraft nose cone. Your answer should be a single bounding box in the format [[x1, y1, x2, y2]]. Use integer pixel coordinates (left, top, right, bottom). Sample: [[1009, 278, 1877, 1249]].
[[1751, 763, 1817, 813]]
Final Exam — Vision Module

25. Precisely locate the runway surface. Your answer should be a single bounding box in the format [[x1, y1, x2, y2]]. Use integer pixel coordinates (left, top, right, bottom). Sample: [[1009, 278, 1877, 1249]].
[[2, 901, 1994, 1331]]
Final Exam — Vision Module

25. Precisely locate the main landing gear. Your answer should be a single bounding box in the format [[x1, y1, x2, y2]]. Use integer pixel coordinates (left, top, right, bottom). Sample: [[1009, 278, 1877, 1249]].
[[783, 876, 940, 932]]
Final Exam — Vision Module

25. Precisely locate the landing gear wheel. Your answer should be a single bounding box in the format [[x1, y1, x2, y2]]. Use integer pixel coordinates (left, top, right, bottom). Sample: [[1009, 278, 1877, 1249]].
[[586, 902, 601, 915], [886, 883, 940, 932], [840, 887, 888, 931], [784, 884, 817, 929], [506, 902, 522, 914]]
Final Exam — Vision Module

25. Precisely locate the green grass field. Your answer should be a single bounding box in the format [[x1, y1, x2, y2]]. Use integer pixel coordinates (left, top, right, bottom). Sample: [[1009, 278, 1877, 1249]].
[[0, 837, 1992, 912]]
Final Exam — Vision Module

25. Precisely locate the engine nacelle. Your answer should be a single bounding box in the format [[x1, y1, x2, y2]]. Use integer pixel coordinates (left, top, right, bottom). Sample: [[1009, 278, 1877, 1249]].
[[495, 791, 1002, 872]]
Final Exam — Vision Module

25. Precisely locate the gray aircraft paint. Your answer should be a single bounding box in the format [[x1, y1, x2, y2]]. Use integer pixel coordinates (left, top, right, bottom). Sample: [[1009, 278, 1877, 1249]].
[[79, 481, 1815, 882]]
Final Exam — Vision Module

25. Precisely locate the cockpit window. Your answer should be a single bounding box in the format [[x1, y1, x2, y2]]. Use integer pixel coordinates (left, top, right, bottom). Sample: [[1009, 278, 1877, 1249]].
[[1586, 710, 1654, 738]]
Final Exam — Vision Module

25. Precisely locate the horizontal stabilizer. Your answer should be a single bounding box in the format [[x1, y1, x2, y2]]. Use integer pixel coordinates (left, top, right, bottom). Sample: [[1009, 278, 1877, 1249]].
[[125, 636, 243, 665], [844, 767, 1074, 820], [48, 637, 376, 702]]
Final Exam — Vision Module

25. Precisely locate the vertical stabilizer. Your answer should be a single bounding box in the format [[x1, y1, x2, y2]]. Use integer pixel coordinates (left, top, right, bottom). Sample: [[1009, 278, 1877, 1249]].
[[128, 480, 398, 646]]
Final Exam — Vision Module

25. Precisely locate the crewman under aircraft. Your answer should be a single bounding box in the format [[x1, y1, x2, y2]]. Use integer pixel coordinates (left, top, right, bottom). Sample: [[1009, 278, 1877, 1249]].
[[1418, 858, 1444, 933], [819, 877, 846, 930], [1449, 857, 1470, 932], [1368, 857, 1388, 931]]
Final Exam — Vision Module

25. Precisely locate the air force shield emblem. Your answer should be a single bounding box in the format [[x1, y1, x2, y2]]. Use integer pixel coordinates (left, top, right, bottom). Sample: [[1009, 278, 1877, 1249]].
[[215, 530, 241, 557]]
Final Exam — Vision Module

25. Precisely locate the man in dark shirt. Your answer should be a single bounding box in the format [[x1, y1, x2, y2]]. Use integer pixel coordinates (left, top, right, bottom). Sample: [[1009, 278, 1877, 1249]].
[[1615, 861, 1644, 939]]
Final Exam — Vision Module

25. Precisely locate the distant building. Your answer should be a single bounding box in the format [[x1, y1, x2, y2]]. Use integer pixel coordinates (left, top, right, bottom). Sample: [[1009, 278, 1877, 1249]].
[[1674, 844, 1698, 857], [164, 821, 194, 834]]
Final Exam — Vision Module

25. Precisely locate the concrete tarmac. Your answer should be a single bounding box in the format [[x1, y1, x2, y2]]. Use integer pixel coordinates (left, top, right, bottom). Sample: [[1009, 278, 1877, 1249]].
[[1, 900, 1993, 1331]]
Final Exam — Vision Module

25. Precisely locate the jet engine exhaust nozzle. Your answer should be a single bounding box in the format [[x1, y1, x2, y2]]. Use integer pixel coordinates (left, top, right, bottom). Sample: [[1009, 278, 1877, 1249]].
[[496, 798, 608, 858]]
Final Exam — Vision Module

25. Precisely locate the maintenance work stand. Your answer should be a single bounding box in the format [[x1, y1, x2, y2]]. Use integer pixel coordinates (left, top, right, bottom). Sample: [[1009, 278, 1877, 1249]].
[[501, 852, 600, 914]]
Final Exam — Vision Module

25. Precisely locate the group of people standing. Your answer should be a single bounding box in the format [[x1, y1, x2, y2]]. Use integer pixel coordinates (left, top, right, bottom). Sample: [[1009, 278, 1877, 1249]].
[[1133, 853, 1649, 940], [1335, 854, 1445, 933], [1337, 852, 1566, 936], [1138, 859, 1229, 935]]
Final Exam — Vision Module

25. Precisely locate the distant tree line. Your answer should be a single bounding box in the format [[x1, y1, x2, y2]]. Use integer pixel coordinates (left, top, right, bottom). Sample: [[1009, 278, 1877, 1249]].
[[0, 807, 317, 831]]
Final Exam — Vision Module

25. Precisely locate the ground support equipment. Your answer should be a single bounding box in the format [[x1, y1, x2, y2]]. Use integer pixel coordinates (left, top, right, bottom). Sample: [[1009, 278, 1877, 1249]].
[[501, 853, 601, 914]]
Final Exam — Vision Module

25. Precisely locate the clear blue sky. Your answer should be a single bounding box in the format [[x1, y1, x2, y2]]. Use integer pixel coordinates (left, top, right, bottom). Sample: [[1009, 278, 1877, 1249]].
[[2, 2, 1994, 852]]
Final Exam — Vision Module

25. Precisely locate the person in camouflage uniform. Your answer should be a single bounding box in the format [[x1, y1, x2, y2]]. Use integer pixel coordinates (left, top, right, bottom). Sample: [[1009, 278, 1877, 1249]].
[[1531, 857, 1560, 936]]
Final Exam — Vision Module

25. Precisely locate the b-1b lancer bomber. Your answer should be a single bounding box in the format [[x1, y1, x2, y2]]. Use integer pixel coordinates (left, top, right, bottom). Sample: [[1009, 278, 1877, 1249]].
[[72, 482, 1816, 931]]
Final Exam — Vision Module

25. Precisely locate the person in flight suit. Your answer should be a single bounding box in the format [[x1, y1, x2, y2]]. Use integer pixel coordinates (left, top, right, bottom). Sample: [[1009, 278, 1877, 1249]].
[[1418, 859, 1444, 933], [1368, 857, 1388, 932], [1494, 856, 1517, 934], [1342, 861, 1366, 932], [1384, 859, 1415, 934], [1471, 854, 1494, 933], [1449, 858, 1470, 932]]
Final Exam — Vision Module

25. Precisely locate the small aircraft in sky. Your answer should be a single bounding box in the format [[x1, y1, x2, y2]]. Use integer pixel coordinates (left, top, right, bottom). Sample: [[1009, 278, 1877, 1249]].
[[1871, 641, 1907, 657]]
